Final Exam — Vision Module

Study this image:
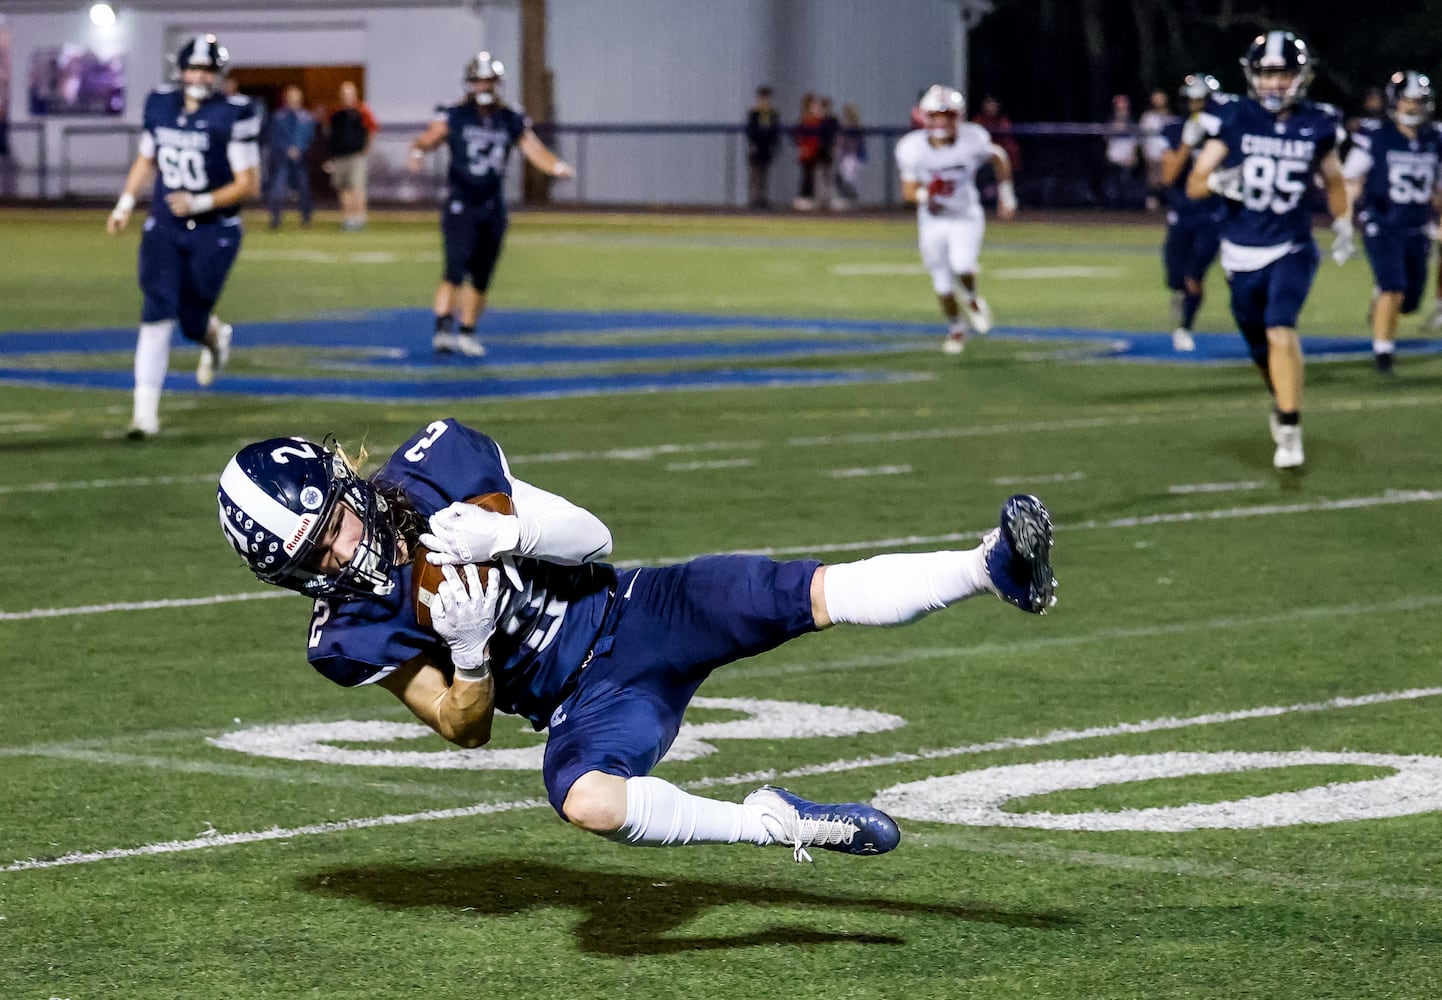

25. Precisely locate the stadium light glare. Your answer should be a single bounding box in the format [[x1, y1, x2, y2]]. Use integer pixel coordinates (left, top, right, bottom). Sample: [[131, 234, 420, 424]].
[[89, 3, 116, 27]]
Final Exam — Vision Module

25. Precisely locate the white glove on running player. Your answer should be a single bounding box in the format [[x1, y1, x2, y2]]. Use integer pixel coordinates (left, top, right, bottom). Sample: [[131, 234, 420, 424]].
[[1330, 217, 1356, 266], [1206, 165, 1244, 201], [1180, 114, 1207, 148], [430, 564, 501, 679], [421, 502, 522, 565]]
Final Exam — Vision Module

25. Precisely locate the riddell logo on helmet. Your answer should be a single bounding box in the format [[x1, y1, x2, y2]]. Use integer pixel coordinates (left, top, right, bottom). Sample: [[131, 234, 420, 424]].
[[283, 514, 316, 554]]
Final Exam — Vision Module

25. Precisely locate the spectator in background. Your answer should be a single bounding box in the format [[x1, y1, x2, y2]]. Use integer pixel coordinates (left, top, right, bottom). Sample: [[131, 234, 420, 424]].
[[1103, 93, 1140, 209], [1138, 88, 1177, 212], [0, 104, 15, 197], [971, 95, 1020, 206], [833, 103, 867, 208], [972, 96, 1020, 173], [326, 80, 378, 231], [792, 92, 822, 211], [267, 85, 315, 229], [744, 85, 782, 209], [815, 96, 840, 209]]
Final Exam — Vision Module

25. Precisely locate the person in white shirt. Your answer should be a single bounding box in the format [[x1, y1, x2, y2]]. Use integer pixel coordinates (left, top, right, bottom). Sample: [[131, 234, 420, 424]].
[[894, 84, 1016, 355]]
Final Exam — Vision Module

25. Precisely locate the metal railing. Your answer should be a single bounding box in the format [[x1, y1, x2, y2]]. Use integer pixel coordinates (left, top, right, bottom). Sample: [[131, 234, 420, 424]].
[[0, 119, 1225, 211]]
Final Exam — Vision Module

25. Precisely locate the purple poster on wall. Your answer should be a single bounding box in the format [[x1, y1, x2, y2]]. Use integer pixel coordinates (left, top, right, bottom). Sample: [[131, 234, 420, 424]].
[[28, 45, 125, 116]]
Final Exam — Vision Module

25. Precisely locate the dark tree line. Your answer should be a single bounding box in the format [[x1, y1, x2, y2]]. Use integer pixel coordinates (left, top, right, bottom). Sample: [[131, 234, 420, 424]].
[[969, 0, 1442, 122]]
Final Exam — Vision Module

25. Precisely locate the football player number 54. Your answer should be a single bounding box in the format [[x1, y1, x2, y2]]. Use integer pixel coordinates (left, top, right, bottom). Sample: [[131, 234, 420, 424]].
[[156, 147, 210, 192]]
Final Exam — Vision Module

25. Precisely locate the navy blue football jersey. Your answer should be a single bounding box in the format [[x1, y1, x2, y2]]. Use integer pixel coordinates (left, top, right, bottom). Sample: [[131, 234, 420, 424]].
[[439, 102, 530, 208], [1209, 97, 1343, 247], [141, 87, 261, 223], [306, 419, 615, 729], [1347, 120, 1442, 231], [1162, 119, 1223, 222]]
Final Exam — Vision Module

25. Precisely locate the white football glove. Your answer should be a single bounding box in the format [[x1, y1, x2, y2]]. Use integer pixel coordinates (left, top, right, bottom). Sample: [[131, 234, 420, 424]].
[[1180, 114, 1207, 148], [1205, 165, 1244, 202], [1330, 217, 1356, 266], [421, 501, 522, 565], [430, 564, 501, 679]]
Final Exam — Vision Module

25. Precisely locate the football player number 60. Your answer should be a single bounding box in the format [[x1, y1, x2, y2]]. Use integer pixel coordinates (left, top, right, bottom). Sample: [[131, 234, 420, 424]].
[[156, 147, 210, 192]]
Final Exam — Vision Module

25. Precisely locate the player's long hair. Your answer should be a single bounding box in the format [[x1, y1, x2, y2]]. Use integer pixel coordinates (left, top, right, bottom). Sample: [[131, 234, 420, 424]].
[[329, 436, 425, 565]]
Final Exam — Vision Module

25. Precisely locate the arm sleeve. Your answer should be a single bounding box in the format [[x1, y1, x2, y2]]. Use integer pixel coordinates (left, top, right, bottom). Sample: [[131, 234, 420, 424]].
[[496, 445, 612, 564], [228, 103, 262, 175]]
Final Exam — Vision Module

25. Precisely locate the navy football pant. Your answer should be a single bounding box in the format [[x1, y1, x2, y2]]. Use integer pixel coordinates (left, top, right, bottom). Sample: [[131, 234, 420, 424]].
[[541, 555, 821, 816], [138, 218, 242, 342]]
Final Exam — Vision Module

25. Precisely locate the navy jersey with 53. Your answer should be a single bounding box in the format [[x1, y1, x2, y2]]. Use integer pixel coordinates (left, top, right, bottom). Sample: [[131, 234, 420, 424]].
[[141, 88, 261, 223], [1209, 98, 1344, 247], [1350, 120, 1442, 231], [441, 103, 530, 208], [305, 419, 616, 729]]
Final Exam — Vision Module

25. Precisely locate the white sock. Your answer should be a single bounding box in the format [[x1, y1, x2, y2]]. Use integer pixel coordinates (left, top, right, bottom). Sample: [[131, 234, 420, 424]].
[[133, 321, 173, 425], [207, 314, 225, 337], [609, 775, 773, 848], [823, 548, 990, 626], [948, 319, 968, 335], [1373, 339, 1393, 356]]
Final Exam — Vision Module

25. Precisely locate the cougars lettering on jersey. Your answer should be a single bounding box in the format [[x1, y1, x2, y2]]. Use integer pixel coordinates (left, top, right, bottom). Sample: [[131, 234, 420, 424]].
[[305, 419, 616, 729], [140, 87, 261, 223], [438, 102, 530, 209], [1343, 120, 1442, 231], [1207, 97, 1343, 249], [894, 123, 994, 219]]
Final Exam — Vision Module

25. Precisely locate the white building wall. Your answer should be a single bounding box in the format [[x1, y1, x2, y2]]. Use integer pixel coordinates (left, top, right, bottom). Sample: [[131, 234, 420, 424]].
[[2, 0, 957, 204]]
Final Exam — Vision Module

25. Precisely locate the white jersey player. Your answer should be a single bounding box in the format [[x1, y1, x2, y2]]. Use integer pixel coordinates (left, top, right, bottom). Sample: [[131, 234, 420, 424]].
[[895, 84, 1017, 354]]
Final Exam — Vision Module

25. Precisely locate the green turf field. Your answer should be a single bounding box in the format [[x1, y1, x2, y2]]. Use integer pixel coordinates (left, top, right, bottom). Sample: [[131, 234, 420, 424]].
[[5, 208, 1442, 999]]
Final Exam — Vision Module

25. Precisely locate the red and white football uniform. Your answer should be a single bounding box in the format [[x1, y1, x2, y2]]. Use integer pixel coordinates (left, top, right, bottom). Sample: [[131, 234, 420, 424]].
[[895, 123, 994, 293]]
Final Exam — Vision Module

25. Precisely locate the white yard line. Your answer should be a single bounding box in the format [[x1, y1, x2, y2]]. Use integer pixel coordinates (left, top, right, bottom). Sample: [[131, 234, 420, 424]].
[[826, 464, 912, 478], [6, 685, 1438, 873], [914, 831, 1442, 901], [6, 488, 1442, 622], [1169, 481, 1264, 494], [6, 392, 1442, 494], [0, 473, 216, 495], [718, 593, 1442, 682], [992, 471, 1086, 486], [665, 459, 757, 472]]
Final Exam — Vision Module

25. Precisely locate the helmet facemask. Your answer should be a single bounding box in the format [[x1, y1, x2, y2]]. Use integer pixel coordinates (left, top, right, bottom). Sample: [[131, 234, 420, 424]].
[[1242, 32, 1313, 113], [218, 441, 401, 601]]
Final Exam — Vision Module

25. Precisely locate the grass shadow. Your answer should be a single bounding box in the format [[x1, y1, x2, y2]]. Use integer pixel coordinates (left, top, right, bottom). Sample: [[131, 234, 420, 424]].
[[301, 857, 1072, 956]]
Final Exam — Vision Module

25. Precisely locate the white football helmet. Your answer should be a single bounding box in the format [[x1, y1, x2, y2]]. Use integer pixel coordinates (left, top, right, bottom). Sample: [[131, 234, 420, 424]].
[[918, 84, 964, 139]]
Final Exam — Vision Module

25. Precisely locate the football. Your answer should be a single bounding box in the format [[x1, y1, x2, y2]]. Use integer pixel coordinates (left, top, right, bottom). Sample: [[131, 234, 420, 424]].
[[412, 492, 514, 629]]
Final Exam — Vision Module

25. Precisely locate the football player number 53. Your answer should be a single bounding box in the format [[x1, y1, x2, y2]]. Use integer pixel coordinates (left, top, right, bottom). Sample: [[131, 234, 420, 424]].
[[156, 147, 210, 192]]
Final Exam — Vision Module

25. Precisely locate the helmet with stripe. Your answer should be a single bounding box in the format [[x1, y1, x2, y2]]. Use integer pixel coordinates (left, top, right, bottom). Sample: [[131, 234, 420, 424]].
[[918, 84, 965, 117], [1241, 30, 1313, 113], [174, 33, 229, 100], [1179, 73, 1220, 102], [1386, 70, 1434, 127], [217, 437, 399, 599], [463, 51, 505, 105]]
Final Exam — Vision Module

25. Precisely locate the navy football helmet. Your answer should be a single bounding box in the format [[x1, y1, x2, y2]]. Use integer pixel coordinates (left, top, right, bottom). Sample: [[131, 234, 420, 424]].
[[174, 34, 229, 100], [1386, 70, 1434, 127], [1179, 73, 1220, 102], [1242, 31, 1313, 112], [464, 51, 505, 82], [464, 51, 504, 105], [217, 437, 400, 599]]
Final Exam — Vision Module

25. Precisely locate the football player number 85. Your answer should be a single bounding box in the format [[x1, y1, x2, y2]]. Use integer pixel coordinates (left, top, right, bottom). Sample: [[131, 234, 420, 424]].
[[156, 146, 210, 192], [1241, 156, 1308, 214]]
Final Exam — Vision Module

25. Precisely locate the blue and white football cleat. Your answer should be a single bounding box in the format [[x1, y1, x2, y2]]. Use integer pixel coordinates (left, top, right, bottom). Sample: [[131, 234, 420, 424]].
[[983, 494, 1057, 614], [744, 785, 901, 863]]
